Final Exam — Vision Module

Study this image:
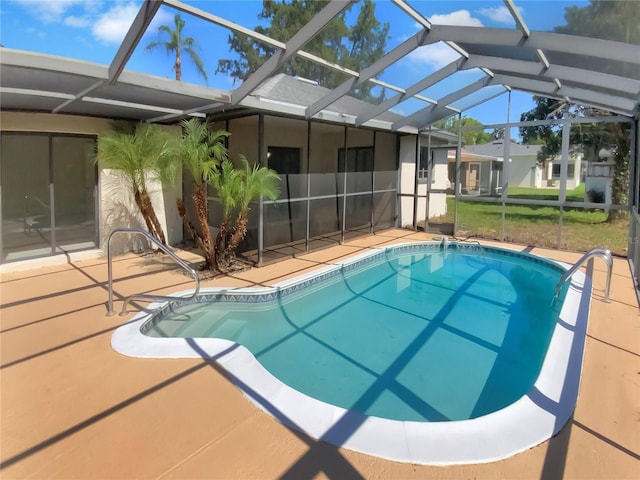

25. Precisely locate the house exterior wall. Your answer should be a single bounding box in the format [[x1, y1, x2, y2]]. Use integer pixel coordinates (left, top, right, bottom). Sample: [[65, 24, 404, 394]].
[[1, 112, 183, 259], [228, 116, 259, 166], [506, 154, 538, 188], [264, 116, 309, 173], [568, 155, 582, 190], [211, 117, 401, 252], [428, 149, 448, 217], [398, 135, 448, 228], [398, 135, 417, 228], [545, 154, 582, 190]]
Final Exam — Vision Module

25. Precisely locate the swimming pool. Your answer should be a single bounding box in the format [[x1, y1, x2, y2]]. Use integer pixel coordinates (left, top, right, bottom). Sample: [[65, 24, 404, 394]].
[[112, 242, 592, 465]]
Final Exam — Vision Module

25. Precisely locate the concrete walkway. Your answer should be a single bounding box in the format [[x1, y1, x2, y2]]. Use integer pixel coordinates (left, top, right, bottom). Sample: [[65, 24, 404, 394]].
[[1, 229, 638, 479]]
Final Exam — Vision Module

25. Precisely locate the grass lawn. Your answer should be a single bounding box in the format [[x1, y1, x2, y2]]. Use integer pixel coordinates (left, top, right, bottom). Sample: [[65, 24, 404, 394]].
[[431, 185, 629, 256], [507, 184, 585, 202]]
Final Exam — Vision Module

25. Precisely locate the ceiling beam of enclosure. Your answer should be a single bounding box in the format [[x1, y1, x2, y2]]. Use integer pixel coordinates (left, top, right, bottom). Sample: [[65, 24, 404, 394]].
[[355, 58, 467, 126], [230, 0, 355, 105], [305, 0, 483, 121], [392, 77, 491, 130], [502, 0, 566, 98], [305, 28, 431, 119], [463, 56, 640, 98], [303, 0, 434, 120], [490, 74, 637, 115], [424, 25, 640, 66], [116, 0, 639, 126], [3, 0, 639, 127], [109, 0, 162, 84]]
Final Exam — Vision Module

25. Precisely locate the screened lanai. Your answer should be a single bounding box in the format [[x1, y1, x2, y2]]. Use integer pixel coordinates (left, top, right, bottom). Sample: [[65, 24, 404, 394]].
[[0, 0, 638, 287]]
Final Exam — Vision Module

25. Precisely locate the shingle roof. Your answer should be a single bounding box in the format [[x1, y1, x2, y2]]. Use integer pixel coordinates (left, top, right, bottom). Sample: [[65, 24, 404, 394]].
[[251, 73, 403, 123]]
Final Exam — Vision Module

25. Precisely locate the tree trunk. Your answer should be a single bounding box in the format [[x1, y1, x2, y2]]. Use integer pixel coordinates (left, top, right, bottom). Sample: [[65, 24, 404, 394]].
[[224, 212, 248, 268], [607, 146, 630, 222], [177, 198, 204, 249], [214, 216, 230, 271], [175, 47, 182, 81], [193, 184, 215, 269], [141, 190, 167, 245], [133, 190, 158, 239]]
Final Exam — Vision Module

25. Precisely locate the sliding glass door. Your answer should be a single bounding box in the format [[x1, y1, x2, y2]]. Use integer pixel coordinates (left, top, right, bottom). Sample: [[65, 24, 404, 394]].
[[0, 133, 97, 262]]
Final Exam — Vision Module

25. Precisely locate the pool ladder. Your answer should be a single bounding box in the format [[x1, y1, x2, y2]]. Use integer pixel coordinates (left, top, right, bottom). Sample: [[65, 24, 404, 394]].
[[553, 247, 612, 303], [106, 228, 200, 316]]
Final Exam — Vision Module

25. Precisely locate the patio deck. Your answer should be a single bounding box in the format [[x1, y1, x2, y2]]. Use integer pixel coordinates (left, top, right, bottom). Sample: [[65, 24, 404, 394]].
[[1, 229, 638, 479]]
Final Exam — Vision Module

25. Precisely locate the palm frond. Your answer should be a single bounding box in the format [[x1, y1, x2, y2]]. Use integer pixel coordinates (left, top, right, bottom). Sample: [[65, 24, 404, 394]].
[[179, 118, 229, 186], [211, 158, 243, 217], [185, 46, 208, 82], [236, 154, 281, 211]]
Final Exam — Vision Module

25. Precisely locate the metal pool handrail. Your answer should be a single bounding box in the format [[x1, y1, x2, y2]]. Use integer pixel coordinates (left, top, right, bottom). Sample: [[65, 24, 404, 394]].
[[553, 247, 612, 303], [107, 228, 200, 316]]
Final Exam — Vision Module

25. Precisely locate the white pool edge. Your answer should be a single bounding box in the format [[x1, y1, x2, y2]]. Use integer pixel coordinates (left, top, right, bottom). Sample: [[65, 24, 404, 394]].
[[111, 243, 592, 465]]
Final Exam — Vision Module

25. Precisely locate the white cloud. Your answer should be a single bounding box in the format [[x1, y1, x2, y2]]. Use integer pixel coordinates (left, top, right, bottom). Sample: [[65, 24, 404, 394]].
[[402, 10, 483, 70], [92, 3, 138, 45], [147, 9, 175, 36], [407, 42, 462, 70], [11, 0, 99, 23], [26, 26, 46, 39], [64, 16, 91, 28], [477, 6, 520, 25], [430, 10, 483, 27]]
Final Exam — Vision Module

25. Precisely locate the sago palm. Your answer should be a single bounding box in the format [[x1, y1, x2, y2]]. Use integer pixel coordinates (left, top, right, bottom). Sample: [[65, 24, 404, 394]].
[[146, 14, 208, 83], [177, 118, 229, 269], [97, 123, 175, 245], [222, 155, 280, 268]]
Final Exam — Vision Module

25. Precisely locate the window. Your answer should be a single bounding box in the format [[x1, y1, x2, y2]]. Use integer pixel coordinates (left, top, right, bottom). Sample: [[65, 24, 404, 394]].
[[419, 146, 435, 182], [267, 146, 300, 174], [338, 147, 374, 172], [552, 163, 575, 178]]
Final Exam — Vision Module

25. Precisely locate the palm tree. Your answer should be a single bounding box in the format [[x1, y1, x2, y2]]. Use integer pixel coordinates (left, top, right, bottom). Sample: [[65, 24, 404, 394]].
[[176, 118, 229, 270], [146, 14, 208, 83], [221, 155, 280, 268], [97, 123, 175, 245], [209, 158, 243, 271]]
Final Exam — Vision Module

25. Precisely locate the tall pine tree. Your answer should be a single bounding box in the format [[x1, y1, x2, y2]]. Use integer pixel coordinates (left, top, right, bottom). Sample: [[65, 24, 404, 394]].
[[217, 0, 389, 103]]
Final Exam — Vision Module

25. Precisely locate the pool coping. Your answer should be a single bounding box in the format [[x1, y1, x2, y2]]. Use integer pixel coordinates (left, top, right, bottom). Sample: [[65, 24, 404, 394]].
[[111, 242, 592, 465]]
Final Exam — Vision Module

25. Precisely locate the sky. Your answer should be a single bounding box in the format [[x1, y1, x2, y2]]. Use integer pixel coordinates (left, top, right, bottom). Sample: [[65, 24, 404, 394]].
[[0, 0, 593, 128]]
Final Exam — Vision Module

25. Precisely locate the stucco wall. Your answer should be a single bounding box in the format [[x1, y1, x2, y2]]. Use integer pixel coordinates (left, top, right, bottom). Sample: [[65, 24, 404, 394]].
[[228, 116, 259, 165], [398, 135, 417, 227], [428, 149, 448, 218], [264, 116, 309, 172], [98, 124, 182, 253], [505, 155, 537, 188], [398, 135, 448, 228]]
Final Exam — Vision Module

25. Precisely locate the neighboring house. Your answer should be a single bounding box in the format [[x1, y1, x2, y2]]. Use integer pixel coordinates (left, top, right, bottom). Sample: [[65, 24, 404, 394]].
[[447, 150, 502, 196], [0, 60, 453, 264], [545, 149, 583, 190], [447, 139, 583, 195], [462, 140, 544, 189]]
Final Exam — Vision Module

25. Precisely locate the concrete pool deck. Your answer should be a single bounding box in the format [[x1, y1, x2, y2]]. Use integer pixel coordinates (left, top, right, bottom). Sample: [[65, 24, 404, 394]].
[[1, 229, 639, 479]]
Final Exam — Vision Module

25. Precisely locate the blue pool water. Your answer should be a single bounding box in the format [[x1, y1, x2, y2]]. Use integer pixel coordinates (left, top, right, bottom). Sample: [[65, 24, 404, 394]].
[[144, 245, 564, 422]]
